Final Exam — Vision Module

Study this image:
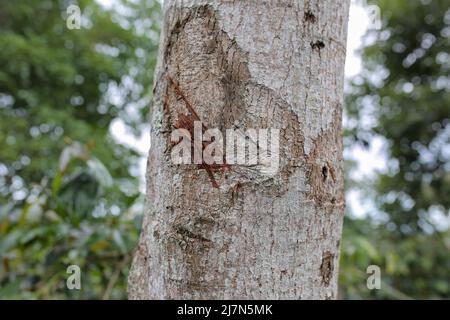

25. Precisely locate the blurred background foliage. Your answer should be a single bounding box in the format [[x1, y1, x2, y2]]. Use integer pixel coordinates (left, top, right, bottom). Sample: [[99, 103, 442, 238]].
[[341, 0, 450, 299], [0, 0, 161, 298], [0, 0, 449, 299]]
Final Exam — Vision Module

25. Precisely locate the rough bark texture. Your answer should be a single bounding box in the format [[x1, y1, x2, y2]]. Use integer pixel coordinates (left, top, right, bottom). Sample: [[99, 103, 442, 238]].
[[129, 0, 350, 299]]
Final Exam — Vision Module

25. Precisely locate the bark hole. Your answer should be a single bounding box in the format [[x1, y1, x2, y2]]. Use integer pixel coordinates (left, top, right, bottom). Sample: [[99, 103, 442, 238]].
[[322, 165, 328, 182], [311, 40, 325, 51], [304, 11, 316, 23]]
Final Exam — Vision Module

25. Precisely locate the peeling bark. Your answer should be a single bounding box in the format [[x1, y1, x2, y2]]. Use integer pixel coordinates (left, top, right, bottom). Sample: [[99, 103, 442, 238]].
[[129, 0, 350, 299]]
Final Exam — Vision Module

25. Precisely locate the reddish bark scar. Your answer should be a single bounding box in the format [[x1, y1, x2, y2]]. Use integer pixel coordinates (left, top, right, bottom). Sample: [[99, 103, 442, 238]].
[[166, 74, 229, 188]]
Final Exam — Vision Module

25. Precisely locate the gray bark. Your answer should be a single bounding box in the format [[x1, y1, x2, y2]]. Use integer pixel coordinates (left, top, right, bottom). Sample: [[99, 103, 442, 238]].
[[129, 0, 350, 299]]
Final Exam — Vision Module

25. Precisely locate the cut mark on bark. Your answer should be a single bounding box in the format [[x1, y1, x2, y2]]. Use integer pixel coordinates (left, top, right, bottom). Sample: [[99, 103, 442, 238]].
[[320, 251, 334, 287], [167, 74, 202, 122], [166, 74, 229, 188]]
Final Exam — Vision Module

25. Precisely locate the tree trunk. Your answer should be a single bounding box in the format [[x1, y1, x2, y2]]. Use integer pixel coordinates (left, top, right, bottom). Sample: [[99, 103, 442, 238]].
[[129, 0, 350, 299]]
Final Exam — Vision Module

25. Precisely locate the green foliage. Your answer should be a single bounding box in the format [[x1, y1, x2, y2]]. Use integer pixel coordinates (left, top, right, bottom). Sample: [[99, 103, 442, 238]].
[[0, 0, 161, 299], [341, 217, 450, 299], [341, 0, 450, 299], [0, 143, 143, 299]]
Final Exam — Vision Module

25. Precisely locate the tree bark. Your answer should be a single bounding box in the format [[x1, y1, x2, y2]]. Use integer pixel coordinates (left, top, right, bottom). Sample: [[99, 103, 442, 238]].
[[129, 0, 350, 299]]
